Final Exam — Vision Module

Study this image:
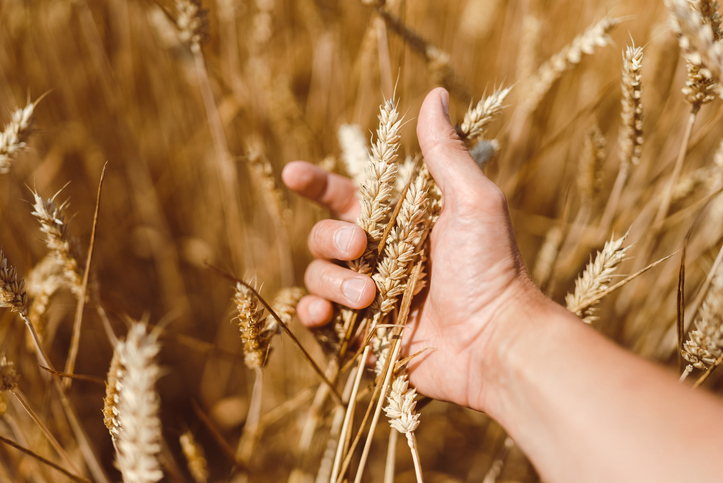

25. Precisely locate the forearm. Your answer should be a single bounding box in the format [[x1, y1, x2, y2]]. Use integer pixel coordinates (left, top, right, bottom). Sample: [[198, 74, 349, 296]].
[[479, 294, 723, 483]]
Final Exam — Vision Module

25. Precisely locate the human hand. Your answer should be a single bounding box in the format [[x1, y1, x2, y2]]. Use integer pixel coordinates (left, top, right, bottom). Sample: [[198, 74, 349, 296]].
[[282, 88, 548, 412]]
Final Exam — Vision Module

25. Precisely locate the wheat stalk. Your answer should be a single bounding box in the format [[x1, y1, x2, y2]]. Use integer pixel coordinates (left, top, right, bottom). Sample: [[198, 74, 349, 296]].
[[565, 234, 629, 323], [114, 322, 164, 483], [0, 100, 37, 174], [524, 17, 620, 112]]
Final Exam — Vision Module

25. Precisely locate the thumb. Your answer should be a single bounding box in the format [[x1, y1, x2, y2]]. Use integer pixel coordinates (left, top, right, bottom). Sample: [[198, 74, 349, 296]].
[[417, 88, 494, 208]]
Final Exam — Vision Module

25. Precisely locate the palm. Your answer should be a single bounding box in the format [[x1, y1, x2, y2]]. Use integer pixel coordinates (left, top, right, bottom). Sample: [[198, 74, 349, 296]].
[[403, 189, 529, 408]]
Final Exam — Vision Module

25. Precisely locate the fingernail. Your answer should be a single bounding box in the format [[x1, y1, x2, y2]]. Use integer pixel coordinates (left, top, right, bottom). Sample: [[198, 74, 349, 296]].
[[342, 278, 367, 304], [440, 89, 450, 117], [334, 226, 356, 255], [309, 299, 327, 321]]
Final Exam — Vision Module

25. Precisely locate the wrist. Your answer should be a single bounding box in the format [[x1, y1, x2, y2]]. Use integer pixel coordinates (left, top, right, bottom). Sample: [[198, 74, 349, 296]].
[[470, 279, 579, 415]]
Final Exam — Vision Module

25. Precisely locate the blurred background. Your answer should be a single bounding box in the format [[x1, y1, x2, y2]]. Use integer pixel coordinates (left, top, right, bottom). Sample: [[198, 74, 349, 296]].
[[1, 0, 722, 481]]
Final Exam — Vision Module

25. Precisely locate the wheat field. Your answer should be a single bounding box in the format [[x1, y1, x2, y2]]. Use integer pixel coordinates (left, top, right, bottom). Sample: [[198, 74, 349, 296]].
[[1, 0, 723, 481]]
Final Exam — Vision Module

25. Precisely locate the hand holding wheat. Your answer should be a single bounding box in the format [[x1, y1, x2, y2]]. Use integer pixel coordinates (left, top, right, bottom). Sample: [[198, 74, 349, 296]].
[[283, 88, 545, 411]]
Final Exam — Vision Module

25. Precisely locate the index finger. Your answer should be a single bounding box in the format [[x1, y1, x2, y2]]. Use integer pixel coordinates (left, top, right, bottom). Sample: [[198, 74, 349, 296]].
[[282, 161, 360, 222]]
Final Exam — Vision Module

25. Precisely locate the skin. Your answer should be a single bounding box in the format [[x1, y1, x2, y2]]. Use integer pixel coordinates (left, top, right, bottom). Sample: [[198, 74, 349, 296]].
[[281, 88, 723, 482]]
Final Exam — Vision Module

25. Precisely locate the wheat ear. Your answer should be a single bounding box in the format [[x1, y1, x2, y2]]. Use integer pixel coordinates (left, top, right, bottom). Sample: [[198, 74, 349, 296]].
[[578, 125, 606, 203], [565, 234, 629, 323], [113, 322, 164, 483], [180, 430, 209, 483], [524, 17, 620, 112], [0, 100, 37, 174], [682, 0, 722, 107], [103, 348, 123, 440], [30, 190, 84, 293], [459, 87, 512, 144], [384, 370, 423, 483], [350, 98, 403, 275], [619, 45, 644, 169], [667, 0, 723, 95], [681, 272, 723, 371], [338, 124, 371, 188]]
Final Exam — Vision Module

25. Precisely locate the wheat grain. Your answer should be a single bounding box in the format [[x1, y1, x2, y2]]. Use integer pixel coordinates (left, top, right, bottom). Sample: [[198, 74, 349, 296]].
[[0, 101, 36, 174], [565, 234, 629, 323], [459, 86, 511, 143], [524, 17, 620, 112], [114, 322, 163, 483], [180, 430, 209, 483], [619, 45, 644, 168]]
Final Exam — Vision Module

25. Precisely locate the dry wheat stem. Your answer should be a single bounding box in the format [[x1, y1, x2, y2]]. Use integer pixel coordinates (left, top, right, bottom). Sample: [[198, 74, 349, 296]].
[[383, 429, 398, 483], [654, 111, 697, 230], [565, 234, 629, 323], [65, 162, 107, 389], [374, 6, 470, 99], [236, 368, 264, 473], [481, 437, 514, 483], [192, 46, 248, 272], [180, 430, 209, 483], [352, 263, 424, 483], [0, 433, 88, 483], [314, 366, 358, 483], [114, 322, 164, 483], [11, 387, 82, 476]]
